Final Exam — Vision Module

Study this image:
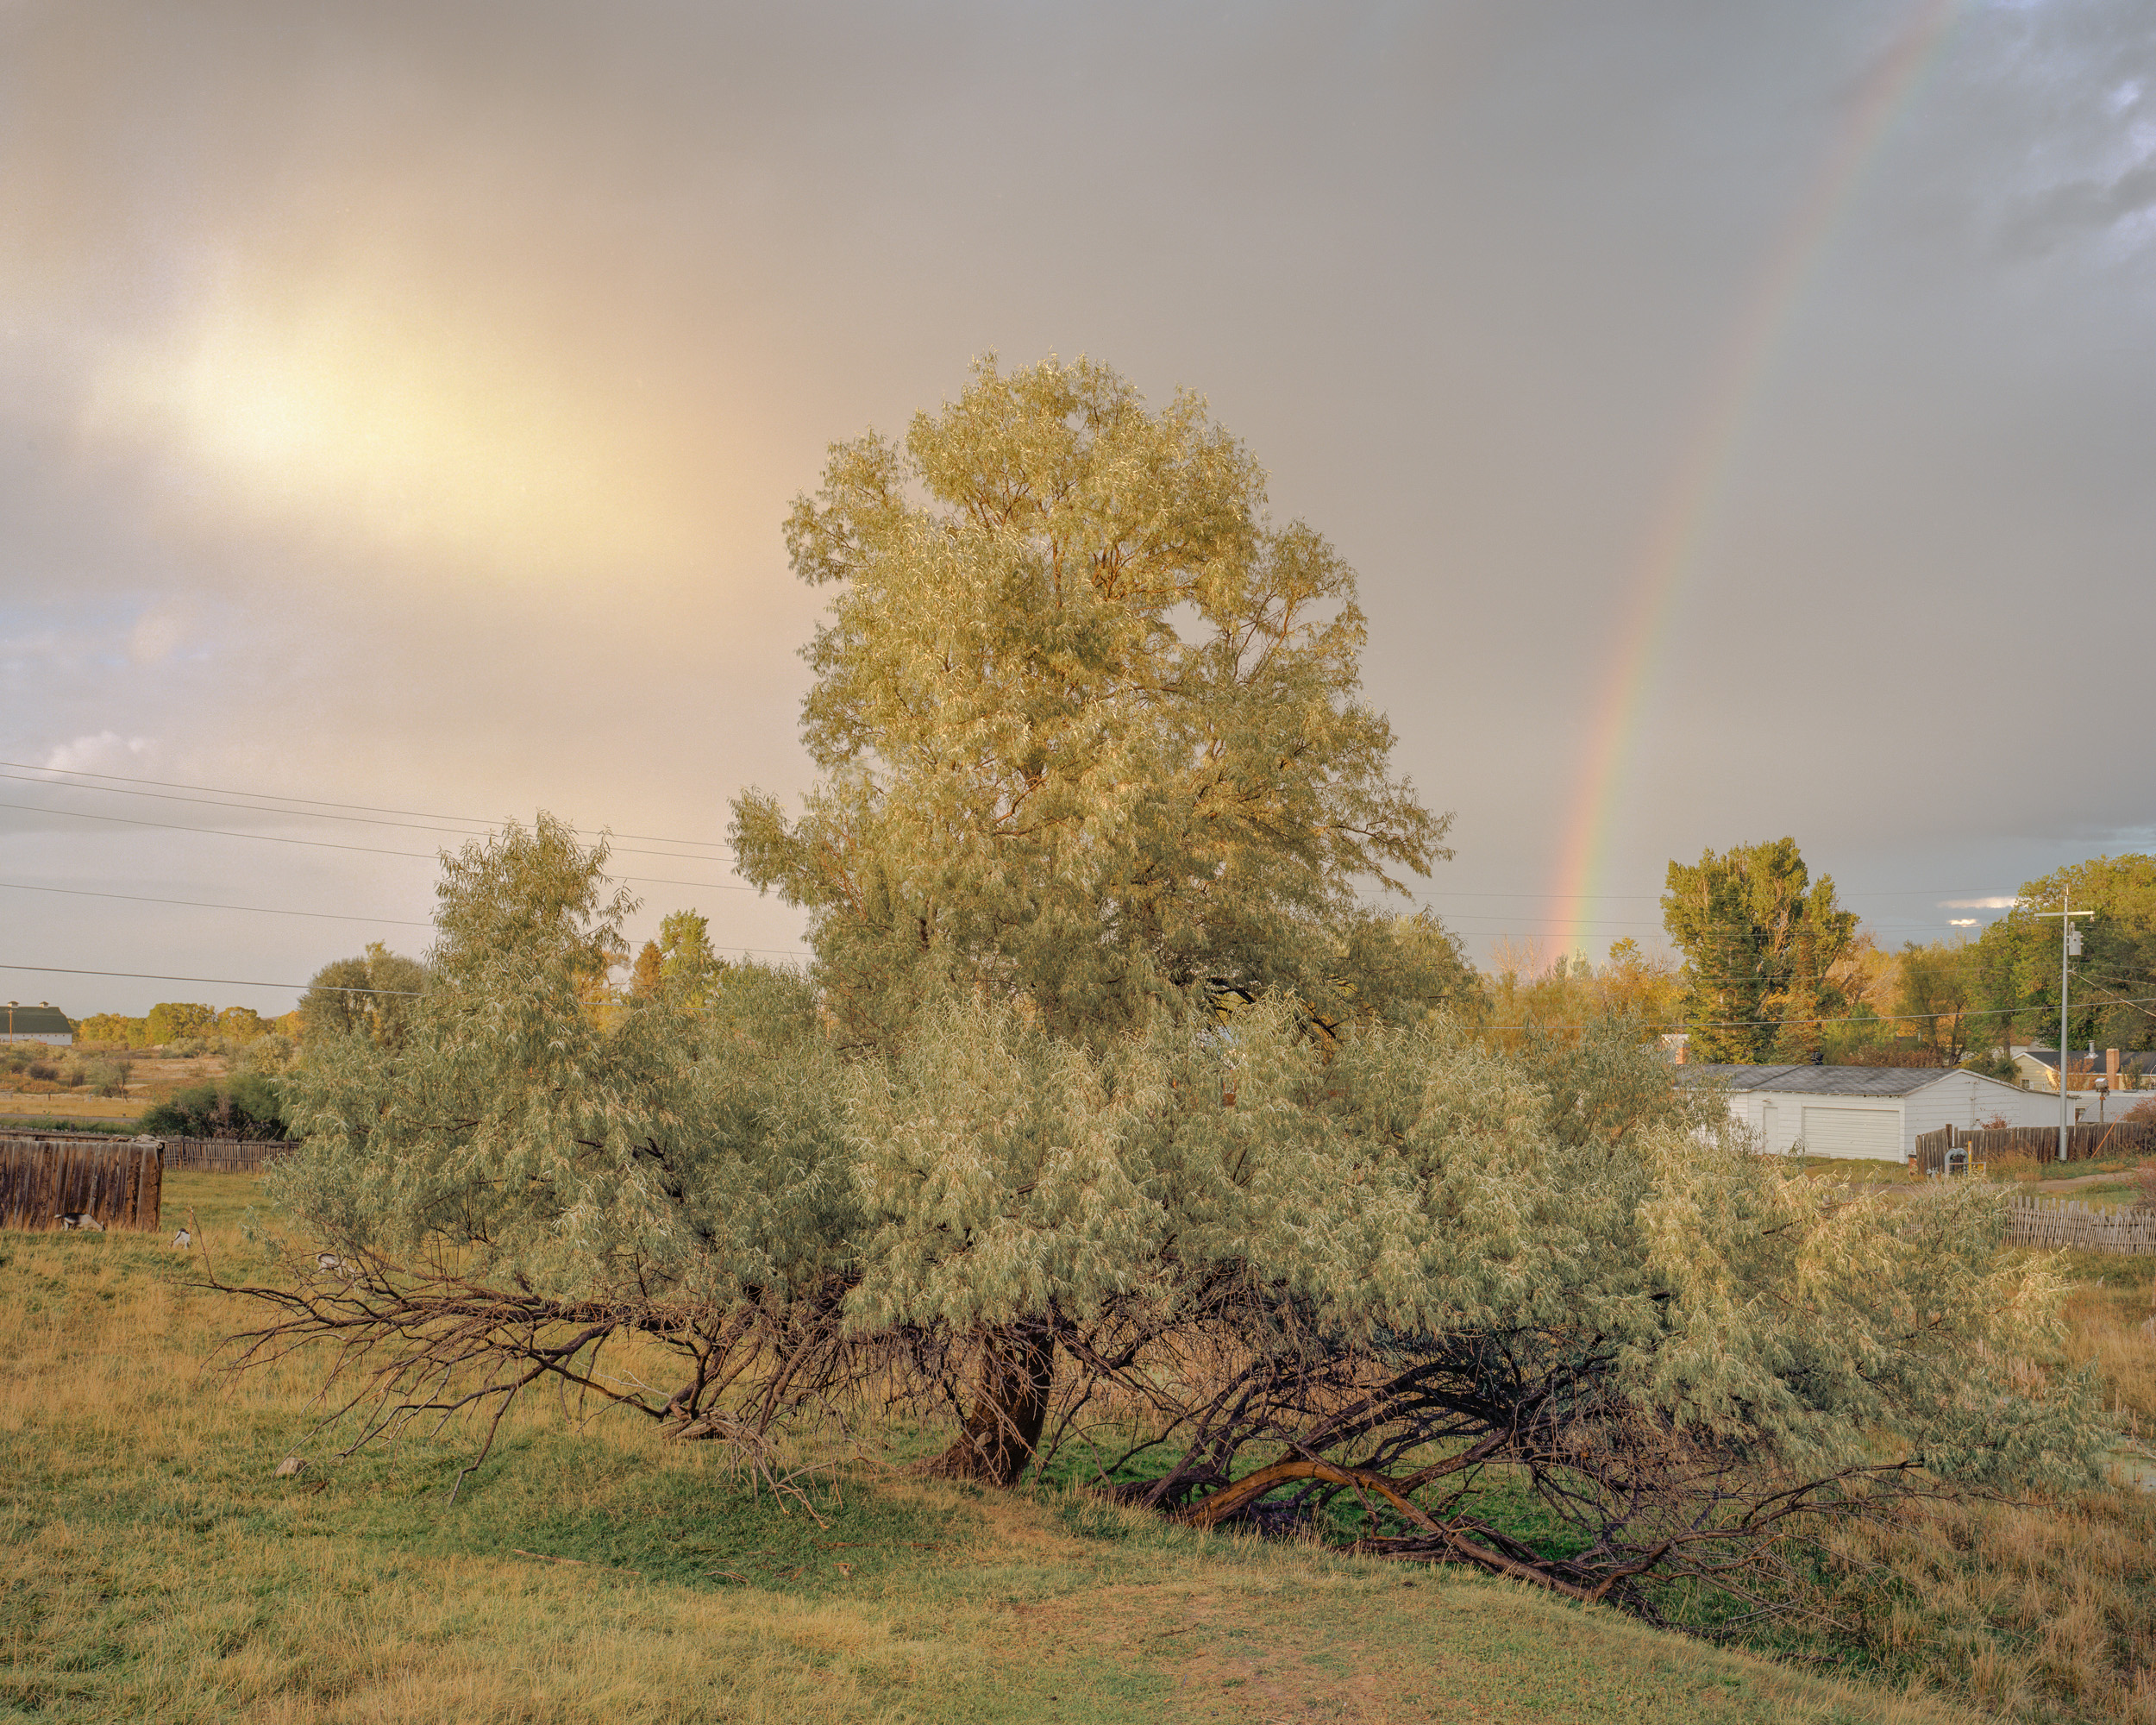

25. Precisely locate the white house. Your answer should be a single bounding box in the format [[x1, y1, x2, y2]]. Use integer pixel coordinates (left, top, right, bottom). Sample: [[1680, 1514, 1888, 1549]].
[[1685, 1063, 2065, 1163]]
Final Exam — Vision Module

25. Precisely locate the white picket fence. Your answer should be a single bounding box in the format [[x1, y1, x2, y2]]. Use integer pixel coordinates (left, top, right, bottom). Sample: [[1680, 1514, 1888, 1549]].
[[2008, 1195, 2156, 1254]]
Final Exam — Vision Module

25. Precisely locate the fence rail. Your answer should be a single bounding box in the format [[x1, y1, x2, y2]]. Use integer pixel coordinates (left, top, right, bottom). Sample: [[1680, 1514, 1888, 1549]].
[[0, 1136, 163, 1232], [2008, 1194, 2156, 1254], [0, 1129, 291, 1174], [1914, 1120, 2156, 1173]]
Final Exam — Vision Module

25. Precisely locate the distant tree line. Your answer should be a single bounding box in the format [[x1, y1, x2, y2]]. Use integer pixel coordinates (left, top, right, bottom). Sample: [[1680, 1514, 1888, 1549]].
[[76, 1003, 298, 1047], [1645, 844, 2155, 1070]]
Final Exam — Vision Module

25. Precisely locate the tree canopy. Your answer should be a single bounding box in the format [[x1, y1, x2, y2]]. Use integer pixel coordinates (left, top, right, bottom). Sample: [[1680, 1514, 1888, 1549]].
[[246, 361, 2105, 1615], [1973, 854, 2156, 1054], [1663, 839, 1856, 1063], [257, 819, 2101, 1607], [730, 355, 1452, 1044], [144, 1000, 215, 1044], [298, 944, 429, 1047]]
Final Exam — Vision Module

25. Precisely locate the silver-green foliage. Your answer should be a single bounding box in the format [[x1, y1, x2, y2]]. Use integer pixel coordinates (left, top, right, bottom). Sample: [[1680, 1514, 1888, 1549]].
[[849, 991, 2100, 1499], [264, 819, 2100, 1599], [273, 816, 857, 1307]]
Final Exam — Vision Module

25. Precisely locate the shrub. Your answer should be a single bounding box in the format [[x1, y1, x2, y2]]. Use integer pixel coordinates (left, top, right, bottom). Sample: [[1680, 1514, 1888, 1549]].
[[232, 821, 2109, 1615], [83, 1056, 131, 1097], [139, 1074, 289, 1139]]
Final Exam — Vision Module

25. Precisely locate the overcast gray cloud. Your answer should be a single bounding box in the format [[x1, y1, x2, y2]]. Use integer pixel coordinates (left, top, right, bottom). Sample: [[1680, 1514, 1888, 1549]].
[[2, 0, 2150, 1013]]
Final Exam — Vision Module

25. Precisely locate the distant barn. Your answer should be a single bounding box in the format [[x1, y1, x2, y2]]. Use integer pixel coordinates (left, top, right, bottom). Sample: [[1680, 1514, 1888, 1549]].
[[2, 1002, 74, 1047]]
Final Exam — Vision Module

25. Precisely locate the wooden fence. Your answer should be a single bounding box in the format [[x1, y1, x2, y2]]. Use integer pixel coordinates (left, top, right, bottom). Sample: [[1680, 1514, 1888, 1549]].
[[1914, 1120, 2156, 1173], [0, 1129, 291, 1174], [2008, 1194, 2156, 1254], [0, 1136, 163, 1233], [163, 1138, 291, 1173]]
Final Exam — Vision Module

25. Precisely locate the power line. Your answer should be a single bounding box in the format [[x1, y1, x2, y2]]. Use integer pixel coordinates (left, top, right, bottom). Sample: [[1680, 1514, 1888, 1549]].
[[0, 963, 422, 996], [0, 800, 755, 891], [0, 881, 433, 927], [0, 760, 736, 854], [3, 881, 813, 955], [1476, 994, 2156, 1034], [1, 798, 430, 858], [2, 951, 816, 994], [0, 762, 2057, 906], [0, 769, 734, 864]]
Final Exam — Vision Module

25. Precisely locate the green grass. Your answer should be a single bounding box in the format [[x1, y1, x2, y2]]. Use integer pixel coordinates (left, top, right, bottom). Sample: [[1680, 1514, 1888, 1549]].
[[0, 1176, 1977, 1723], [0, 1113, 145, 1134]]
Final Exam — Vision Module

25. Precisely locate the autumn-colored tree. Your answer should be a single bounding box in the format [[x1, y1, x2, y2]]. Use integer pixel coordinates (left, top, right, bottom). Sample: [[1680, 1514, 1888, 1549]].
[[1477, 937, 1682, 1052], [145, 1001, 215, 1044], [216, 1006, 268, 1042], [629, 940, 665, 1000], [1895, 940, 1986, 1065], [1662, 839, 1856, 1063], [75, 1013, 149, 1048]]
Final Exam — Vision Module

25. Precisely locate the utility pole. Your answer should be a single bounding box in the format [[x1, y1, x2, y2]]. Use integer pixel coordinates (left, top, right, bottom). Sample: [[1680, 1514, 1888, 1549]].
[[2037, 896, 2096, 1162]]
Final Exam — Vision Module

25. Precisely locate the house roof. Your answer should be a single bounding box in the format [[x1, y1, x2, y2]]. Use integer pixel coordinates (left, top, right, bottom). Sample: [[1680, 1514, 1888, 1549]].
[[1680, 1063, 2002, 1098], [1, 1003, 72, 1036], [2017, 1048, 2156, 1074]]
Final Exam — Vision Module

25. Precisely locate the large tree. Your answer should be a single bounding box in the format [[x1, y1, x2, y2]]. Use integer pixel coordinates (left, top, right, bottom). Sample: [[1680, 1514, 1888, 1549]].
[[298, 944, 429, 1047], [730, 355, 1454, 1047], [1662, 839, 1856, 1063], [241, 364, 2103, 1610], [1973, 854, 2156, 1054], [1894, 939, 1985, 1066], [728, 356, 1465, 1477]]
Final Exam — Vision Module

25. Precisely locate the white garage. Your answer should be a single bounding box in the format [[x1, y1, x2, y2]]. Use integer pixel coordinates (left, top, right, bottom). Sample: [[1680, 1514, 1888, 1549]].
[[1796, 1105, 1900, 1160], [1686, 1063, 2068, 1162]]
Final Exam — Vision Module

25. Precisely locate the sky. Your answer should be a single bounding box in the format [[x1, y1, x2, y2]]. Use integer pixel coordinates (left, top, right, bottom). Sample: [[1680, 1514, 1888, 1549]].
[[3, 0, 2153, 1018]]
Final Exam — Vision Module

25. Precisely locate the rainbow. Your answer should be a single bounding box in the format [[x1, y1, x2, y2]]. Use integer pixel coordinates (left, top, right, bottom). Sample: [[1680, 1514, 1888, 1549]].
[[1545, 0, 1962, 955]]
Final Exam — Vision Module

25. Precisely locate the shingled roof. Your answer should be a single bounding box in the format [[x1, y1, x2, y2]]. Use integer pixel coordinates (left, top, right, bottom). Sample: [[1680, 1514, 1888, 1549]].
[[1679, 1063, 1988, 1098], [2019, 1049, 2156, 1076]]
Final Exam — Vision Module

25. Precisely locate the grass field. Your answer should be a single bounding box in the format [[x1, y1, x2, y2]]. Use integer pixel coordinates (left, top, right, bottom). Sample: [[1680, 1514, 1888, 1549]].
[[0, 1100, 145, 1126], [0, 1173, 2118, 1724]]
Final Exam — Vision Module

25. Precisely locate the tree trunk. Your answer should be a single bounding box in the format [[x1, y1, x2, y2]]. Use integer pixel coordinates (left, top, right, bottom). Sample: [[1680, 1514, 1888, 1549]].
[[927, 1320, 1056, 1485]]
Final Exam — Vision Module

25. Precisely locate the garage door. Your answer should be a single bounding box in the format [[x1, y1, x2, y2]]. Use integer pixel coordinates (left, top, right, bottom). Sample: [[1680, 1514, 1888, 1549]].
[[1799, 1106, 1900, 1161]]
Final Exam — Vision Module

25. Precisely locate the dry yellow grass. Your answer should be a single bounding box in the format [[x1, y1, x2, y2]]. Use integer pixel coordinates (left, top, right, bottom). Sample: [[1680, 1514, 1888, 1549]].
[[0, 1174, 1993, 1723], [1726, 1242, 2156, 1724]]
